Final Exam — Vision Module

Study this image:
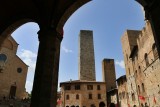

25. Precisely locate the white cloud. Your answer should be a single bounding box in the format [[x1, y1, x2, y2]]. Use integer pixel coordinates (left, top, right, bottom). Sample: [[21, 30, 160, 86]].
[[25, 81, 33, 93], [19, 49, 36, 59], [18, 49, 37, 72], [62, 46, 73, 53], [17, 49, 37, 93], [115, 60, 125, 69]]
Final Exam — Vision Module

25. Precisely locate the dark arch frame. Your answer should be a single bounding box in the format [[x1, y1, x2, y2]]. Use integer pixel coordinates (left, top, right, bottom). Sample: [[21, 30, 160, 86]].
[[99, 102, 105, 107]]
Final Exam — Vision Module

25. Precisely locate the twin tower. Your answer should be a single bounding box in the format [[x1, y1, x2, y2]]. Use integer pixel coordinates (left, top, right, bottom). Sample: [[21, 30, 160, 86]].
[[78, 30, 116, 89]]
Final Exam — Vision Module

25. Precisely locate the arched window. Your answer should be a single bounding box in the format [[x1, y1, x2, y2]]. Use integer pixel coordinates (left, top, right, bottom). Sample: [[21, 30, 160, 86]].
[[131, 83, 133, 89], [135, 70, 137, 77], [76, 94, 79, 99], [90, 104, 95, 107], [138, 66, 141, 73], [132, 93, 135, 101], [138, 85, 140, 94], [122, 92, 125, 99], [66, 95, 69, 100], [142, 83, 145, 92], [152, 43, 158, 59], [126, 93, 129, 99], [128, 68, 131, 75], [119, 93, 122, 100], [144, 53, 149, 67]]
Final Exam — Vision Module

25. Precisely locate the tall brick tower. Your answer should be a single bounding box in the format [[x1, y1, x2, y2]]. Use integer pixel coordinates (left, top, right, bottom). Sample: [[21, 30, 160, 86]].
[[102, 59, 116, 91], [78, 30, 96, 81]]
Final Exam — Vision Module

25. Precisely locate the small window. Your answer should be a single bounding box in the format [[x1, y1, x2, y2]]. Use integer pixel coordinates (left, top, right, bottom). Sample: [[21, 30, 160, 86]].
[[127, 93, 129, 99], [75, 85, 80, 90], [66, 95, 69, 100], [144, 53, 149, 67], [87, 85, 93, 90], [128, 68, 130, 75], [89, 94, 92, 99], [122, 92, 125, 99], [17, 68, 22, 73], [97, 85, 100, 90], [76, 94, 79, 100], [135, 70, 137, 77], [65, 85, 71, 90], [138, 85, 140, 94], [138, 66, 141, 72], [98, 94, 101, 99], [142, 83, 145, 92], [132, 93, 135, 101]]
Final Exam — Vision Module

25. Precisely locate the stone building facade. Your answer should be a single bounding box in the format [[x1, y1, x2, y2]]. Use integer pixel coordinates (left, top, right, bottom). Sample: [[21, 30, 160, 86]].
[[121, 21, 160, 107], [0, 36, 28, 99], [60, 80, 106, 107], [117, 75, 128, 107], [78, 30, 96, 81]]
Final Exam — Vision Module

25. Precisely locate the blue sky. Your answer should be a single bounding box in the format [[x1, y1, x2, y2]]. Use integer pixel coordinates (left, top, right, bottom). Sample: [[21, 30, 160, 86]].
[[12, 0, 145, 93]]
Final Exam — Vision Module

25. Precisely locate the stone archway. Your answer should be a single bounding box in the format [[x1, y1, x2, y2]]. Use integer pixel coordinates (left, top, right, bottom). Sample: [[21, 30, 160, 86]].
[[91, 104, 96, 107], [9, 85, 17, 99], [0, 1, 160, 107], [99, 102, 105, 107]]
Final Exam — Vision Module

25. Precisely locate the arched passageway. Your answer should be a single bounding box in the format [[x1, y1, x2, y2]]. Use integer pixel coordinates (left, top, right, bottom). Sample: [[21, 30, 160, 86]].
[[0, 0, 160, 107], [99, 102, 105, 107]]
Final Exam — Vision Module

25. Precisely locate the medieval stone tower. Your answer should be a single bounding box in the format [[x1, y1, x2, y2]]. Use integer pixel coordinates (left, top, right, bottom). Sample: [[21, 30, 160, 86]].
[[102, 59, 116, 91], [78, 30, 96, 81]]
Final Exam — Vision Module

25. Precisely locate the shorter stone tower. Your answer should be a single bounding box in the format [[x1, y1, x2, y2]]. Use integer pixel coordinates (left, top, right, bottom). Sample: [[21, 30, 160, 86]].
[[102, 59, 116, 91]]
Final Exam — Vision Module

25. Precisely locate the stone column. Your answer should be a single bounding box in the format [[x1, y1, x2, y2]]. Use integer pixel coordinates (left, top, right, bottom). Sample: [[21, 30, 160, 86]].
[[30, 28, 63, 107], [143, 0, 160, 58]]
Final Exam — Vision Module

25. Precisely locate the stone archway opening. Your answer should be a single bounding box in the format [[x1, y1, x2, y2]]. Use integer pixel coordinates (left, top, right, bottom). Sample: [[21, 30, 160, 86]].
[[11, 22, 39, 96], [99, 102, 105, 107], [1, 0, 157, 106], [0, 21, 39, 101]]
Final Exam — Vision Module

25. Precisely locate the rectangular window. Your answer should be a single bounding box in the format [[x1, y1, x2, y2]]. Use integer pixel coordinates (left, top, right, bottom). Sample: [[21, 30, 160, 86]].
[[98, 94, 101, 99], [66, 95, 69, 100], [89, 94, 92, 99], [97, 85, 100, 90], [87, 85, 93, 90], [65, 85, 71, 90], [75, 85, 80, 90]]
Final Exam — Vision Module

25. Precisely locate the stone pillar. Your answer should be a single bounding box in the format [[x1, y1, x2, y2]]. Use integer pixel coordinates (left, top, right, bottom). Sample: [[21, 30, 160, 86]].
[[30, 28, 62, 107], [138, 0, 160, 58], [148, 0, 160, 58]]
